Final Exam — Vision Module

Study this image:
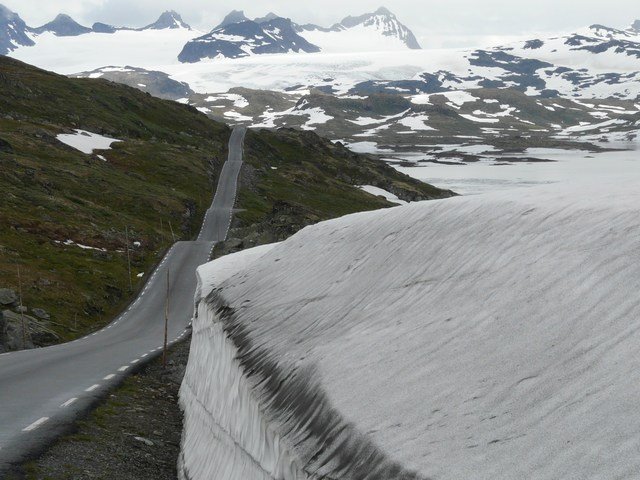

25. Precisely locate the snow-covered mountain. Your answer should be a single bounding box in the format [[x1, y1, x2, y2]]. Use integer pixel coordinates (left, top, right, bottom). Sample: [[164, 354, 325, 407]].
[[297, 6, 422, 52], [177, 7, 421, 62], [178, 17, 319, 63], [0, 4, 33, 54]]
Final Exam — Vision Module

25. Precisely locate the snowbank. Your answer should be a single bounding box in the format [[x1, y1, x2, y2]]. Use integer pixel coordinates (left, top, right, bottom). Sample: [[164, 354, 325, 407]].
[[180, 181, 640, 479]]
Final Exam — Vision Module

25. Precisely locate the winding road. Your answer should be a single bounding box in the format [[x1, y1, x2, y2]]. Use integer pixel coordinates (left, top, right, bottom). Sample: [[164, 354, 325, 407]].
[[0, 127, 246, 472]]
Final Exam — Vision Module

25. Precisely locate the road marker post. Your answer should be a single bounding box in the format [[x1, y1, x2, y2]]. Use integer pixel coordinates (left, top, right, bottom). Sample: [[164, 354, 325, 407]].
[[168, 221, 176, 243], [17, 265, 28, 349], [163, 269, 170, 368], [125, 225, 133, 292]]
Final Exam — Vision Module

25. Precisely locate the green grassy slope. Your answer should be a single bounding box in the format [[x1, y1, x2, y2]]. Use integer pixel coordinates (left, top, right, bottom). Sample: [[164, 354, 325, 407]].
[[0, 56, 229, 343], [231, 128, 455, 245]]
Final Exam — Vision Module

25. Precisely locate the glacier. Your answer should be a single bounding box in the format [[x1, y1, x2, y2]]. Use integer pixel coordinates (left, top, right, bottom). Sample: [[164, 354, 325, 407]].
[[180, 181, 640, 479]]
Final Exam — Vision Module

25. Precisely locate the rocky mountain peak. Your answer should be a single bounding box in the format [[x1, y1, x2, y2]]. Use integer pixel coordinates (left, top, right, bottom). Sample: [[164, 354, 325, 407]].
[[33, 13, 92, 36], [631, 20, 640, 32], [216, 10, 250, 29], [142, 10, 190, 30], [255, 12, 280, 24], [374, 6, 394, 17]]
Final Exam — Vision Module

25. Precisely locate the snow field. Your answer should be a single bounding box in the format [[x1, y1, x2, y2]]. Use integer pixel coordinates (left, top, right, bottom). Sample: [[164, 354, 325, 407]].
[[183, 180, 640, 479]]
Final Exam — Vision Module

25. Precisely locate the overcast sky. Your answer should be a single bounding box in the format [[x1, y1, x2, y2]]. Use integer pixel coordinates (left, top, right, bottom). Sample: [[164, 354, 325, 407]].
[[3, 0, 639, 48]]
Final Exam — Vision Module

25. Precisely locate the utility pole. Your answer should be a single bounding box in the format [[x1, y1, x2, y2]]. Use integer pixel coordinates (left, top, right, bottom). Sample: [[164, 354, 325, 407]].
[[163, 269, 170, 368], [17, 265, 27, 349], [125, 225, 133, 292]]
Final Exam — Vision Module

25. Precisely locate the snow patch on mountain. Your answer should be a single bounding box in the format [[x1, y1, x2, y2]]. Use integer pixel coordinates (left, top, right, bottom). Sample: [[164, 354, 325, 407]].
[[56, 129, 121, 154]]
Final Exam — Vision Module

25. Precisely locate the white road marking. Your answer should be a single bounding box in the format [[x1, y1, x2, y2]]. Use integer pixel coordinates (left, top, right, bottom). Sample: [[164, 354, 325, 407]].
[[131, 359, 140, 364], [23, 417, 49, 432], [103, 374, 116, 380], [60, 398, 77, 408], [118, 366, 129, 372], [141, 353, 148, 358], [85, 384, 100, 392]]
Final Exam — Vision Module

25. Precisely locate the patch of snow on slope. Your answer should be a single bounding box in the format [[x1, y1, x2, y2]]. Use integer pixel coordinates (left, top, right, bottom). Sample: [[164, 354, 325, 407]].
[[184, 180, 640, 479], [358, 186, 407, 205], [205, 93, 249, 108], [344, 141, 393, 154], [440, 90, 479, 107], [459, 114, 500, 123], [56, 129, 121, 154], [300, 107, 333, 129], [397, 115, 435, 131]]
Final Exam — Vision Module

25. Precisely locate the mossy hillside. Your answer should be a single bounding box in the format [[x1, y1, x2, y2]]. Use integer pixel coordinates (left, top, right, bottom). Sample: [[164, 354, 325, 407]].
[[234, 128, 454, 242], [0, 56, 229, 344]]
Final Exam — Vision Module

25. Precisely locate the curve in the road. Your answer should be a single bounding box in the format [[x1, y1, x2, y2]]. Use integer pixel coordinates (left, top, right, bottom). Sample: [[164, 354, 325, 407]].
[[0, 127, 246, 471]]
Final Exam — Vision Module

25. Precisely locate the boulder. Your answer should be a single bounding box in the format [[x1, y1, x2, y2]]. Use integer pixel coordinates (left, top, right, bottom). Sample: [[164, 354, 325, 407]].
[[1, 309, 33, 350], [32, 308, 50, 320], [0, 137, 13, 153], [0, 288, 17, 306], [1, 309, 58, 350]]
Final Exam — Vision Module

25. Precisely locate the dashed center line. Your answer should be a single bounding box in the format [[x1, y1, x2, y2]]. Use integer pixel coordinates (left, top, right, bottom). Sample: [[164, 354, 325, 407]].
[[60, 398, 77, 408], [23, 417, 49, 432], [103, 374, 116, 380], [85, 384, 100, 392], [118, 366, 129, 372]]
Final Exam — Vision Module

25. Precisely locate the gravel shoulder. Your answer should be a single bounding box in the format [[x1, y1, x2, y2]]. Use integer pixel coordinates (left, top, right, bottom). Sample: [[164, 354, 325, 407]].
[[6, 338, 191, 480]]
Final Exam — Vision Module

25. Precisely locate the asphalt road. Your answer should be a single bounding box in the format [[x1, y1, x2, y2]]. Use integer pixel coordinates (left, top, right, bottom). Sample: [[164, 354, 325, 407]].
[[0, 126, 246, 472]]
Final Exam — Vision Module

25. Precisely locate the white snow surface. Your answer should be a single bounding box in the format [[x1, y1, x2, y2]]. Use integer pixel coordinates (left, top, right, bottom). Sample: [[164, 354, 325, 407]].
[[358, 185, 407, 205], [56, 129, 121, 154], [184, 181, 640, 479]]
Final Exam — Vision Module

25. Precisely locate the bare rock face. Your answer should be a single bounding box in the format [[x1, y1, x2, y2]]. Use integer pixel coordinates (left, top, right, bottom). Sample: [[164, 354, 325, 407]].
[[1, 309, 59, 352]]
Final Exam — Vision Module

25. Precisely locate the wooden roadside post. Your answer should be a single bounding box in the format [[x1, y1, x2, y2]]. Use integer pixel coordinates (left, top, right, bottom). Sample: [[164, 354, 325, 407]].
[[168, 221, 176, 243], [125, 225, 133, 292], [17, 265, 27, 349], [163, 269, 170, 368]]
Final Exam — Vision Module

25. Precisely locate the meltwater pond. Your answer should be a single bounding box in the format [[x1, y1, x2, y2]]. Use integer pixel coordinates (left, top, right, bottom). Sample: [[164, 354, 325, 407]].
[[392, 146, 640, 195]]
